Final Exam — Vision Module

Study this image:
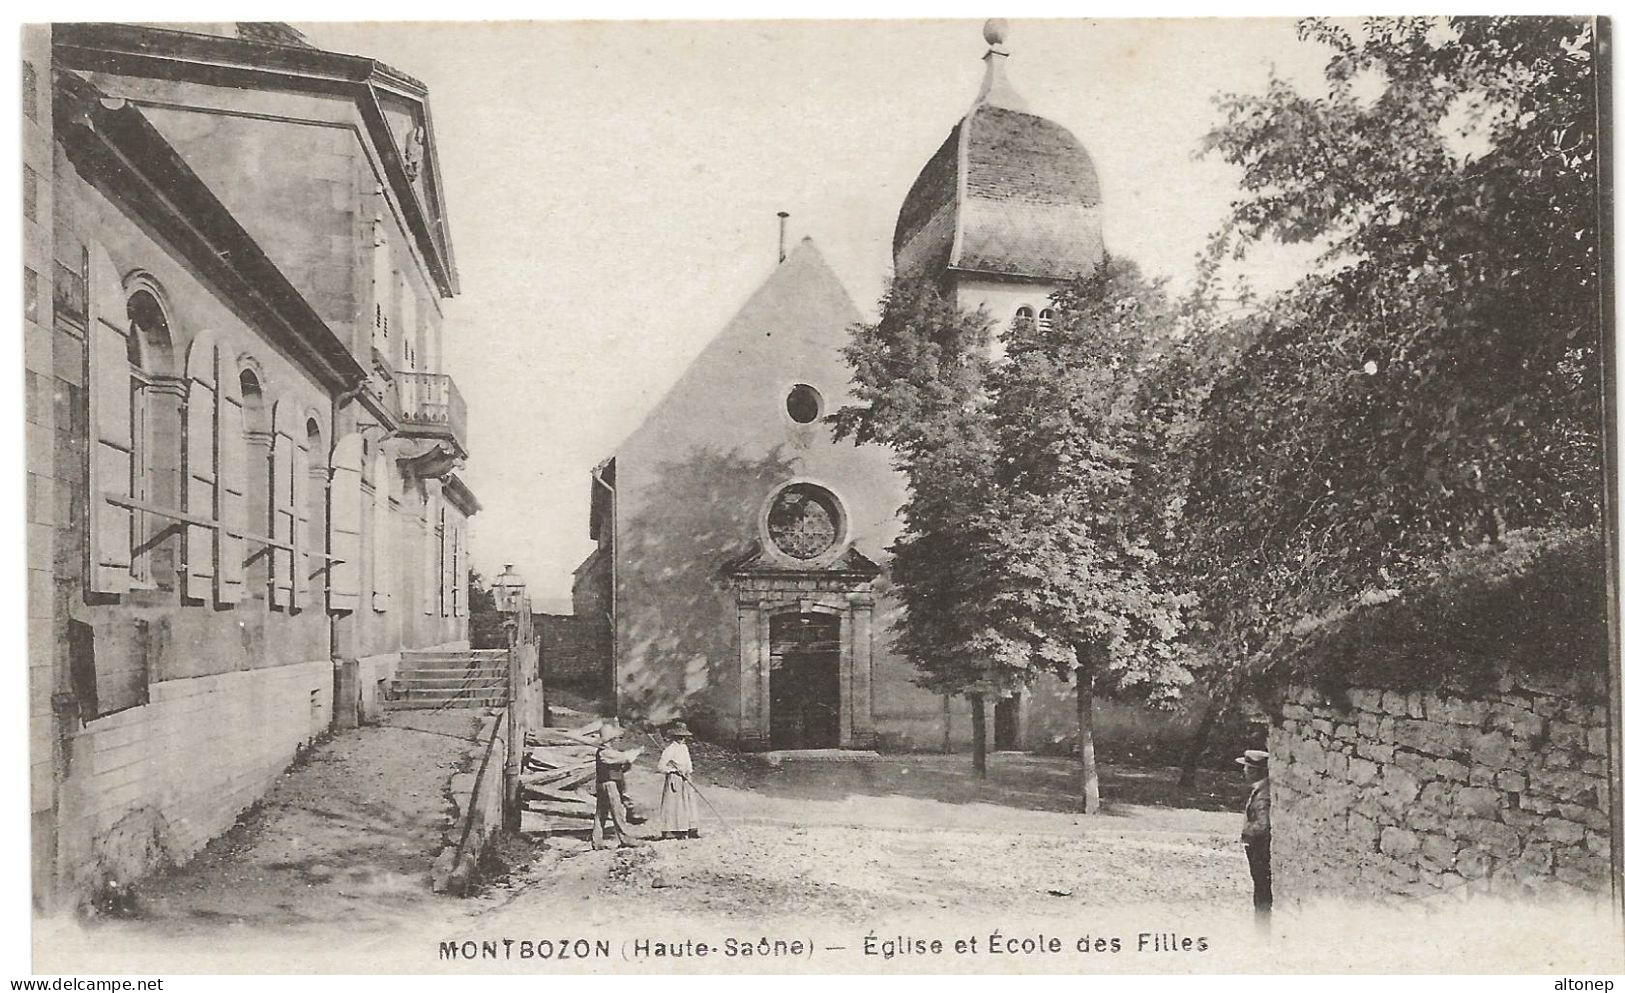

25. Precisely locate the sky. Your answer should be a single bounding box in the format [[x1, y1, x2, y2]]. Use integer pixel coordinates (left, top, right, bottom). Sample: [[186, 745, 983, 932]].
[[297, 17, 1334, 607]]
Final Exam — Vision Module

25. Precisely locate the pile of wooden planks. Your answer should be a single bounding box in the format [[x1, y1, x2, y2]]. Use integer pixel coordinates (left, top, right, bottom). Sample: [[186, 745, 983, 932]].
[[519, 723, 601, 833]]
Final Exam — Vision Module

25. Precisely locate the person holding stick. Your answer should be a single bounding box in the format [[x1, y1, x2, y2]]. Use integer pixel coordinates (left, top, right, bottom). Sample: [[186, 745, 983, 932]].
[[657, 721, 700, 840]]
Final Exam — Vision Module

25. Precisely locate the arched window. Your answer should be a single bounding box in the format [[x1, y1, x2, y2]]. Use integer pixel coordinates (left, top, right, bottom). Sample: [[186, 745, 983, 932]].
[[1014, 305, 1034, 326], [1038, 308, 1055, 330], [239, 368, 272, 600], [125, 287, 177, 588]]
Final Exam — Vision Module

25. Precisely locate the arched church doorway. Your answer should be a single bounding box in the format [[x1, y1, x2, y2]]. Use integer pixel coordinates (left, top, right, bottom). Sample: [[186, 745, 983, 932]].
[[769, 612, 841, 749]]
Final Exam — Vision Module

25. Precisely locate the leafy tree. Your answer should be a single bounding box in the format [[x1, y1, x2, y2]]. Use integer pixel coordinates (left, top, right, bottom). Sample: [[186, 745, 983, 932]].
[[976, 260, 1201, 812], [832, 277, 1013, 776], [837, 268, 1202, 804], [1185, 16, 1604, 659], [467, 569, 506, 650]]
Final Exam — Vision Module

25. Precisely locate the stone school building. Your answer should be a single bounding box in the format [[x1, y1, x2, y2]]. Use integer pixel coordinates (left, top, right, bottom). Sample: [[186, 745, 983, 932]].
[[578, 25, 1114, 752], [26, 23, 481, 909]]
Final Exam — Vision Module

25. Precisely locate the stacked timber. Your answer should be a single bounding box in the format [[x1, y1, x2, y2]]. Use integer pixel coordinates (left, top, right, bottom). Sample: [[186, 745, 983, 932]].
[[519, 723, 601, 833]]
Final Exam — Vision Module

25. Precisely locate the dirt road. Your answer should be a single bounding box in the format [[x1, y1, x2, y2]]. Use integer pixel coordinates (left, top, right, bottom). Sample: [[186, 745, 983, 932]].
[[39, 727, 1619, 974]]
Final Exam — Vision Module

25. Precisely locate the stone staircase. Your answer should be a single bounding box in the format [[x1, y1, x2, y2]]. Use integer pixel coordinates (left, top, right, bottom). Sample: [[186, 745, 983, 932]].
[[388, 649, 511, 710]]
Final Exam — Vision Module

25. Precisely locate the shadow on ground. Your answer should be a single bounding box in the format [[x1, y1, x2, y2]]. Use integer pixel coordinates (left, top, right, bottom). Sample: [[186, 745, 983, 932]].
[[672, 742, 1251, 814]]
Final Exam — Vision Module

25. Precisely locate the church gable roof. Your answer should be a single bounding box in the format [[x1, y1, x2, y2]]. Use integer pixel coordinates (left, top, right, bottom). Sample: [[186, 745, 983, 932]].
[[605, 237, 863, 471]]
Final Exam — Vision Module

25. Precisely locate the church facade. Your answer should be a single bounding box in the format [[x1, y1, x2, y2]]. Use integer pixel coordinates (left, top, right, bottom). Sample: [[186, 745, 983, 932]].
[[580, 23, 1106, 751]]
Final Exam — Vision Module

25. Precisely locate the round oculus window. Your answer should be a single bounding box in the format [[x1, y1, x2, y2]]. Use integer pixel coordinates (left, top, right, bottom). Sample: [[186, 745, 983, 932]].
[[766, 483, 843, 560], [786, 383, 822, 424]]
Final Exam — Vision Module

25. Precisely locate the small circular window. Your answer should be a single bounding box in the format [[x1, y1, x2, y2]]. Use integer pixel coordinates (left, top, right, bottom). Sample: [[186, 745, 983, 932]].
[[766, 483, 843, 560], [786, 383, 822, 424]]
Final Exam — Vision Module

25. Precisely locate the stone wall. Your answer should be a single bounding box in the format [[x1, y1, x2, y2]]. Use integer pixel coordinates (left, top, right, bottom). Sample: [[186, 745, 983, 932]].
[[536, 613, 609, 692], [1269, 679, 1612, 903], [55, 659, 332, 903], [433, 713, 505, 896]]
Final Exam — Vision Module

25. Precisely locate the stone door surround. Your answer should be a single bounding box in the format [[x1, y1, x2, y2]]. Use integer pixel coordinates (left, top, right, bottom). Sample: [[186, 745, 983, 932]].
[[726, 543, 880, 751]]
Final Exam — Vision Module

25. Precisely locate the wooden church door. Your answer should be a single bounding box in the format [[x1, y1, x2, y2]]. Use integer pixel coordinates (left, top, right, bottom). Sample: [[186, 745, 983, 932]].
[[769, 612, 841, 749]]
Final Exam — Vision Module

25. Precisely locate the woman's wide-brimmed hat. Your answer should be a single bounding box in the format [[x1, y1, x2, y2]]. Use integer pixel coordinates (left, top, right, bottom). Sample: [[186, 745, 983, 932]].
[[667, 721, 694, 739]]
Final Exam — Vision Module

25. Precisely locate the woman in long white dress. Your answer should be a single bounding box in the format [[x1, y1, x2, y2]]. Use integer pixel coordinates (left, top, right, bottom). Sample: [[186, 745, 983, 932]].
[[657, 721, 699, 839]]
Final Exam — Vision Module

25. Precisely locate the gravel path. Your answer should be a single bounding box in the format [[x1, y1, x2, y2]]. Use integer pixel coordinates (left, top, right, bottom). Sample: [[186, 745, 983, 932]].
[[97, 710, 486, 934], [473, 755, 1251, 932]]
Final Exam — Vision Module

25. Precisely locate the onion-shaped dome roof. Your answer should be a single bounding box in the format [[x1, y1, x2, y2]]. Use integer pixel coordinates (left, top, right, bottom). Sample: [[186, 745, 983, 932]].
[[893, 25, 1104, 282]]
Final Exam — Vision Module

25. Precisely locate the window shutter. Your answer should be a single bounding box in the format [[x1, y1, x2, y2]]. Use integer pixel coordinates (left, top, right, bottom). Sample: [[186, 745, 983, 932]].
[[292, 431, 310, 611], [371, 223, 391, 354], [270, 400, 296, 608], [421, 490, 437, 615], [215, 364, 246, 605], [453, 523, 465, 617], [328, 434, 363, 612], [440, 505, 452, 617], [400, 282, 418, 371], [183, 332, 219, 601], [371, 452, 391, 612], [87, 242, 132, 595]]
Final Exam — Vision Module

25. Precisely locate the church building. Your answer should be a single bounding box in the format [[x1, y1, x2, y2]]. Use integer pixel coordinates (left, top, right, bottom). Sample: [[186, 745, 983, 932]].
[[579, 21, 1104, 751]]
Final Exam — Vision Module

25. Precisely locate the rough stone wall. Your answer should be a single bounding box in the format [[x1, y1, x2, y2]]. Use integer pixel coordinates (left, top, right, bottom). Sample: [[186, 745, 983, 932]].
[[1269, 680, 1612, 903], [537, 614, 609, 691]]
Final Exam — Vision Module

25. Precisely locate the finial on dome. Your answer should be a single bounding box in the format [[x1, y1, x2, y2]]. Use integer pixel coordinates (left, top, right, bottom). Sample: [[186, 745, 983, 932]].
[[973, 17, 1026, 112]]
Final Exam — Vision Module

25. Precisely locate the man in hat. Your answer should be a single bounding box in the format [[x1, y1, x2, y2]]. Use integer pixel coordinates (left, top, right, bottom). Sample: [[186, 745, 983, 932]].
[[1237, 749, 1271, 918], [657, 721, 700, 840], [591, 722, 646, 850]]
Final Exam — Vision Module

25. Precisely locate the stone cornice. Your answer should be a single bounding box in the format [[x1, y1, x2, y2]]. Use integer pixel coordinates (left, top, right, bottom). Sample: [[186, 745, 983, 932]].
[[53, 22, 458, 297], [55, 71, 368, 395]]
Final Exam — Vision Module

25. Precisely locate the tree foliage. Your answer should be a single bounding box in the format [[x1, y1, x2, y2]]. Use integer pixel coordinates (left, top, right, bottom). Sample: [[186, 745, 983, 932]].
[[977, 260, 1199, 704], [831, 278, 1012, 697], [1184, 16, 1605, 656], [837, 267, 1203, 804], [467, 569, 506, 650], [1254, 527, 1609, 702]]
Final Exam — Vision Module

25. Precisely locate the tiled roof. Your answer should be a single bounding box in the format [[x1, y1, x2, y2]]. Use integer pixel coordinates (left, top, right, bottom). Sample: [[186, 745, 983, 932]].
[[894, 102, 1104, 282], [234, 23, 314, 48]]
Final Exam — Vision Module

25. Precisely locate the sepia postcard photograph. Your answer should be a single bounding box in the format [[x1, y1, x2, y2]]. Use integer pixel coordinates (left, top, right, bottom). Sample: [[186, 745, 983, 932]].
[[13, 10, 1624, 978]]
